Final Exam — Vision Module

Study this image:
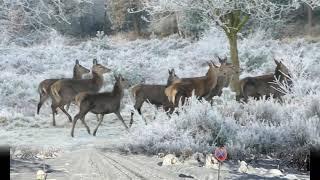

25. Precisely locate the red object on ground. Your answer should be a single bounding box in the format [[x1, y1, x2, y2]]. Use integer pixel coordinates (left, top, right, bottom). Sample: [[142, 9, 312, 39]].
[[214, 147, 227, 162]]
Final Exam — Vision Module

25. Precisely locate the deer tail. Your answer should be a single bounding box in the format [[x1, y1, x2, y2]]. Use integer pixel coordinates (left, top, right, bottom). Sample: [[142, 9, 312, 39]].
[[37, 83, 48, 96], [51, 82, 62, 104], [130, 84, 141, 101]]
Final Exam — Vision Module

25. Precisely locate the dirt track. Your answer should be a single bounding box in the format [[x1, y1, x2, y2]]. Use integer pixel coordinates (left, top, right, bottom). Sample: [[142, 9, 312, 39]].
[[11, 148, 230, 180]]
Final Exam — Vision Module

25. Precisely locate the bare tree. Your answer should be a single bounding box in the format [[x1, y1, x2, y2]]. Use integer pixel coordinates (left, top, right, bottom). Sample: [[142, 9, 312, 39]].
[[0, 0, 69, 32], [141, 0, 320, 98], [0, 0, 94, 43]]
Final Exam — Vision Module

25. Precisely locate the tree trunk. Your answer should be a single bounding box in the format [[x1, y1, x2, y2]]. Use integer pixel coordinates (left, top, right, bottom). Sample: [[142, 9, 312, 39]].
[[133, 13, 141, 36], [220, 11, 249, 100], [228, 32, 241, 98], [307, 4, 313, 36]]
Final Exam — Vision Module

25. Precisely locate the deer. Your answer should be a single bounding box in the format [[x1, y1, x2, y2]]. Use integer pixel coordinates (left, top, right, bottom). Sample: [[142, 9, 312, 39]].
[[204, 57, 237, 101], [165, 62, 221, 105], [49, 59, 111, 126], [71, 74, 129, 137], [129, 69, 179, 127], [37, 60, 90, 114], [240, 59, 292, 102]]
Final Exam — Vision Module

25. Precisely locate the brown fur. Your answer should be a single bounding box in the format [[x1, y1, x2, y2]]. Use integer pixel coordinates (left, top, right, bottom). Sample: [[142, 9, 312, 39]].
[[75, 92, 89, 107], [165, 63, 221, 105], [129, 69, 179, 126], [37, 60, 90, 114], [71, 75, 128, 137], [131, 84, 142, 98], [240, 59, 292, 102], [205, 57, 237, 100], [49, 59, 111, 126]]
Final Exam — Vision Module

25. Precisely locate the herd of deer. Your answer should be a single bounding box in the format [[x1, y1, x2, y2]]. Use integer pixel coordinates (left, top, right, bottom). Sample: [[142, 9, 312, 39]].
[[37, 58, 292, 137]]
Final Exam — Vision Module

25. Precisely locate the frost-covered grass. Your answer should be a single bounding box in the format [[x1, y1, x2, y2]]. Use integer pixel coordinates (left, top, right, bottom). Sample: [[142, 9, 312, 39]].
[[126, 91, 320, 169], [1, 28, 320, 169]]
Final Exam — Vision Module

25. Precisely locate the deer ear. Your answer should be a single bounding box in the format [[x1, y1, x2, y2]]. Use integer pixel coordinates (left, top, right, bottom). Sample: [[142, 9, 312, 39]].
[[171, 68, 175, 74], [93, 59, 98, 65], [218, 57, 223, 63], [168, 69, 172, 74], [75, 59, 79, 65], [274, 59, 280, 65], [119, 74, 124, 80], [210, 60, 219, 68], [223, 56, 227, 62]]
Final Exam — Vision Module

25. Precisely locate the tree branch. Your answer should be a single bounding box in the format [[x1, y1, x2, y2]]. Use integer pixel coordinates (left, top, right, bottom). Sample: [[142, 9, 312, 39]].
[[236, 14, 249, 32]]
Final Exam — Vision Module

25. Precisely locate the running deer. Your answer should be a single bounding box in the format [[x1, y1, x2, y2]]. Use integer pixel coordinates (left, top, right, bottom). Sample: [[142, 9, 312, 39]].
[[71, 74, 129, 137], [129, 69, 179, 127], [50, 59, 111, 126], [240, 59, 292, 102], [37, 60, 90, 114], [165, 62, 221, 105], [205, 57, 237, 101]]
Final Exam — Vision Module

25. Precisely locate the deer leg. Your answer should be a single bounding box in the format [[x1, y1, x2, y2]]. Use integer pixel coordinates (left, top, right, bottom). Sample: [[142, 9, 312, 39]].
[[130, 109, 144, 127], [130, 100, 144, 127], [241, 91, 248, 103], [59, 106, 72, 122], [71, 113, 82, 137], [51, 104, 56, 126], [163, 106, 172, 118], [115, 112, 129, 130], [65, 103, 71, 112], [130, 110, 134, 128], [37, 93, 49, 114], [80, 117, 91, 135], [136, 108, 142, 115], [96, 114, 100, 122], [93, 114, 104, 136], [137, 108, 147, 125], [153, 107, 158, 120]]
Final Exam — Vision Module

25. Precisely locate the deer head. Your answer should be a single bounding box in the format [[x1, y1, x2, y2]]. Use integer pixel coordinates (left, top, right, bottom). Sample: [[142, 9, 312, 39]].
[[274, 59, 291, 78], [114, 74, 130, 89], [92, 59, 111, 75], [217, 56, 227, 65], [167, 68, 179, 85], [74, 59, 90, 75]]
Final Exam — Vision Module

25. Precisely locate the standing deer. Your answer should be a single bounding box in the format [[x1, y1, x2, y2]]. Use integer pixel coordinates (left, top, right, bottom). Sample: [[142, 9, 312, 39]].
[[240, 59, 292, 102], [205, 57, 237, 101], [165, 62, 221, 105], [129, 69, 179, 127], [71, 74, 129, 137], [50, 59, 111, 126], [37, 60, 90, 114]]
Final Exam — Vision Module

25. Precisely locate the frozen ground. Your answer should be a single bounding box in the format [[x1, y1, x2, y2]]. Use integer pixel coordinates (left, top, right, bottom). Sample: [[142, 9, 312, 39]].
[[11, 148, 310, 180], [1, 28, 319, 179]]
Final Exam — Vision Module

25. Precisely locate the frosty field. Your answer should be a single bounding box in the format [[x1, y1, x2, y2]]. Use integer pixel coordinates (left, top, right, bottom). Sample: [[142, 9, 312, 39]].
[[1, 28, 319, 179]]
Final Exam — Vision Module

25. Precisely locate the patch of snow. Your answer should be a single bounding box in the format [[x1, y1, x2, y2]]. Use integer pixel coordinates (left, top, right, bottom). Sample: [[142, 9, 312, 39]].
[[238, 161, 248, 173], [162, 154, 180, 166], [283, 174, 299, 180], [205, 154, 219, 169], [267, 169, 283, 177]]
